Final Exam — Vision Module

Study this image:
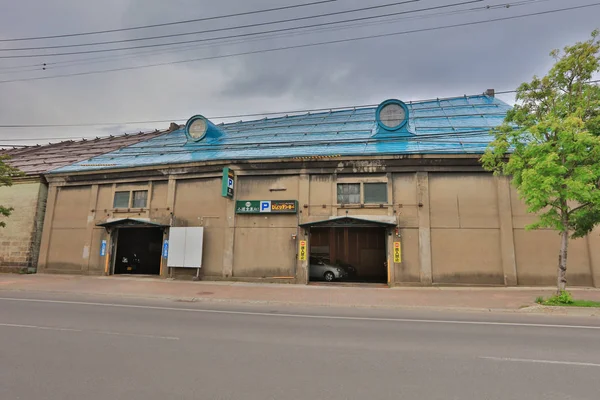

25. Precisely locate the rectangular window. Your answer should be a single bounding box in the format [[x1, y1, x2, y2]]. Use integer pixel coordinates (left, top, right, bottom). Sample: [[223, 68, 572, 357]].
[[113, 191, 130, 208], [132, 190, 148, 208], [337, 183, 360, 204], [364, 183, 388, 204]]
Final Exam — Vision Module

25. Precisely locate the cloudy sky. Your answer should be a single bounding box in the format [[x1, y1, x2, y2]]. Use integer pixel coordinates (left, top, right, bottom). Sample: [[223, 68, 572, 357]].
[[0, 0, 598, 147]]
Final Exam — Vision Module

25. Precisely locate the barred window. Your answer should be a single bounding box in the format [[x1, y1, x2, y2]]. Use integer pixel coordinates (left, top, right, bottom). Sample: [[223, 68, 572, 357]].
[[337, 183, 360, 204], [132, 191, 148, 208]]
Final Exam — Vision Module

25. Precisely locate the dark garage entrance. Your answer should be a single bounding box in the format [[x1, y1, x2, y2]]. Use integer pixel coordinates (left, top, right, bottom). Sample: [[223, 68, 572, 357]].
[[114, 228, 163, 275], [300, 216, 395, 284], [97, 219, 166, 276]]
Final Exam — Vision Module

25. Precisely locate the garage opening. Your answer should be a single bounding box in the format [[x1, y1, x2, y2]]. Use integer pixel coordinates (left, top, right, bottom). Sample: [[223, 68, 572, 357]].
[[97, 219, 167, 276], [114, 228, 163, 275], [300, 216, 395, 284]]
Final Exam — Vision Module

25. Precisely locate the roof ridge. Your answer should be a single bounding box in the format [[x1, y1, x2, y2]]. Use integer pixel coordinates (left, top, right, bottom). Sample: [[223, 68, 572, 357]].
[[208, 93, 502, 128]]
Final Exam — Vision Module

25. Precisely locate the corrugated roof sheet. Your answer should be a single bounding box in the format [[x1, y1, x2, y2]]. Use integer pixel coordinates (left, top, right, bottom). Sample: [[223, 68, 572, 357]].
[[1, 130, 170, 176], [52, 94, 511, 174]]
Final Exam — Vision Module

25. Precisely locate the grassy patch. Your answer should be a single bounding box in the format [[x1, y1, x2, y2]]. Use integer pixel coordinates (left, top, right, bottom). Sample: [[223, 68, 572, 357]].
[[536, 291, 600, 308]]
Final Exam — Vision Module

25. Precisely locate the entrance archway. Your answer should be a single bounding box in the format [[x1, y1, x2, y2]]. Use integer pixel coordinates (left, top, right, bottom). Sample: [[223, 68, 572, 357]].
[[300, 216, 396, 284]]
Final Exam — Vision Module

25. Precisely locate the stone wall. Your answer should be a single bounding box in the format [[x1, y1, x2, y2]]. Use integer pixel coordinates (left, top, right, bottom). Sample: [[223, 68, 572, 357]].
[[0, 180, 46, 272]]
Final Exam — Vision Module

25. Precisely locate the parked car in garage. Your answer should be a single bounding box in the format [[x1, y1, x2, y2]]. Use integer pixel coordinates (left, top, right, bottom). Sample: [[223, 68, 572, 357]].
[[309, 257, 347, 282]]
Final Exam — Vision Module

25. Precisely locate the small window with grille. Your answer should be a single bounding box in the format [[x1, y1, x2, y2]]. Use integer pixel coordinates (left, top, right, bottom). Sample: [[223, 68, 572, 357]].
[[337, 183, 360, 204], [132, 191, 148, 208]]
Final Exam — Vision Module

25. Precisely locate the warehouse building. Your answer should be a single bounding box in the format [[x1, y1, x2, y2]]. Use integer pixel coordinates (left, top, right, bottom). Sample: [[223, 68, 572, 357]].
[[0, 130, 168, 273], [36, 93, 600, 287]]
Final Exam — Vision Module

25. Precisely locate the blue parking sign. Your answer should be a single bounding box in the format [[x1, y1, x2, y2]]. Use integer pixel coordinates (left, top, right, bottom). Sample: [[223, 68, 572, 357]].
[[260, 201, 271, 212], [162, 240, 169, 258]]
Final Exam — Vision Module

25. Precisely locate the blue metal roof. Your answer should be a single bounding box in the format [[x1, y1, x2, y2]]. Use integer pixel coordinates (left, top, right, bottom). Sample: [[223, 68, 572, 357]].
[[51, 94, 511, 174]]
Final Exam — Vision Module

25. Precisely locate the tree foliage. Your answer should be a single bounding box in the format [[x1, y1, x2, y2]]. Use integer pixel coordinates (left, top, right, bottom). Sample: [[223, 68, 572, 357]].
[[481, 31, 600, 292], [0, 155, 23, 228]]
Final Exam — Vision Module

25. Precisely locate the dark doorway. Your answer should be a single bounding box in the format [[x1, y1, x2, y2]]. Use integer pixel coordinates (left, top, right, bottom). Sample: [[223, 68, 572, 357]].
[[114, 228, 163, 275], [310, 227, 387, 283]]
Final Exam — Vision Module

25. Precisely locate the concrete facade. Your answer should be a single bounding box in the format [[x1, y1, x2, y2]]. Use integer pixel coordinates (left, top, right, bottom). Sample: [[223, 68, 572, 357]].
[[38, 156, 600, 287]]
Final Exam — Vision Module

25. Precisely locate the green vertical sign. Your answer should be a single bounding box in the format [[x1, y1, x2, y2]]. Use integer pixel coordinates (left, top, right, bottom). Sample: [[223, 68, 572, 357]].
[[222, 167, 234, 199]]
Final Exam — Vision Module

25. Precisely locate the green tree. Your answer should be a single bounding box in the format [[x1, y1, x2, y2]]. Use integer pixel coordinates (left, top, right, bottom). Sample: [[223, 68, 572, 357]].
[[481, 31, 600, 294], [0, 155, 22, 228]]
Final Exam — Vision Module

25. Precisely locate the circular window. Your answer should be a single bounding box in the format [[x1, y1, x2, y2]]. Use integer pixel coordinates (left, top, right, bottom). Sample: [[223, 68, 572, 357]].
[[376, 100, 408, 131], [185, 116, 208, 141]]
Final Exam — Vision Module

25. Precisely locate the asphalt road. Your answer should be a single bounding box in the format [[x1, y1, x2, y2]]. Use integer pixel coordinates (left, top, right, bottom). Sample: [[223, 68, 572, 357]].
[[1, 291, 599, 400]]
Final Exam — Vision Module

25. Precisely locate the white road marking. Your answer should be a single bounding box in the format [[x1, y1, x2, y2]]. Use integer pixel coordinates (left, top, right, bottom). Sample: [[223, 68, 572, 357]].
[[481, 357, 600, 368], [0, 323, 82, 333], [0, 322, 179, 340], [93, 331, 179, 340], [1, 296, 600, 330]]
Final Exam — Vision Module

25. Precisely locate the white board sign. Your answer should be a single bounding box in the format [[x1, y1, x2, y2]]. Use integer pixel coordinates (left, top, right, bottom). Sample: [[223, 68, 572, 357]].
[[167, 227, 204, 268]]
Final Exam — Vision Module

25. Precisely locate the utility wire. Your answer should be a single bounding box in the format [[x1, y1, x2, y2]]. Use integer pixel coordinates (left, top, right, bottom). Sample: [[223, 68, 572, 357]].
[[0, 0, 338, 42], [2, 78, 598, 143], [0, 0, 551, 73], [0, 1, 509, 73], [0, 0, 425, 51], [27, 0, 554, 52], [0, 2, 597, 84], [0, 0, 475, 58], [0, 129, 506, 154]]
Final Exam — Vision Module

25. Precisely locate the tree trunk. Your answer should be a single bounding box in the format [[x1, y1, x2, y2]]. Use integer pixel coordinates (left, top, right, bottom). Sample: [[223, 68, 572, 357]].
[[557, 229, 569, 294]]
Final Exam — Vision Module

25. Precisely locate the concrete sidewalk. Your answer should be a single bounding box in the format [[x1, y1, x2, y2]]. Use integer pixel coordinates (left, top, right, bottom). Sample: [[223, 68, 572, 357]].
[[2, 274, 600, 313]]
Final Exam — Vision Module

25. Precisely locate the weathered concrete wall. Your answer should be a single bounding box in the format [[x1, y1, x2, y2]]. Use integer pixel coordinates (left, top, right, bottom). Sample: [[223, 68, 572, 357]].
[[395, 228, 420, 283], [44, 186, 91, 273], [510, 185, 595, 287], [172, 178, 227, 278], [0, 180, 46, 272], [233, 175, 299, 278], [589, 227, 600, 288], [37, 165, 600, 287], [429, 173, 503, 284], [30, 183, 48, 271], [393, 173, 420, 283]]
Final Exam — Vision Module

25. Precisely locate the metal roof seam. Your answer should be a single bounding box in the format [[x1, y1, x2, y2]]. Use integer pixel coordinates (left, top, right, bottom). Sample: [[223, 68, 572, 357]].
[[50, 95, 510, 173]]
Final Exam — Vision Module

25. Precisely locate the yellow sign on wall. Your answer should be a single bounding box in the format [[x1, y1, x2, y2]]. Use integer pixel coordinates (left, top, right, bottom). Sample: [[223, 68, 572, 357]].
[[393, 242, 402, 263], [299, 240, 307, 261]]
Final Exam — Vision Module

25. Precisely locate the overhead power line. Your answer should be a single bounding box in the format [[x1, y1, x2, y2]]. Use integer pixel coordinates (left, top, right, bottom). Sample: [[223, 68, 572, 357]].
[[0, 2, 597, 85], [5, 0, 553, 52], [2, 79, 599, 134], [1, 0, 424, 51], [0, 0, 470, 58], [2, 77, 599, 142], [0, 0, 523, 75], [0, 0, 552, 74], [0, 0, 338, 42]]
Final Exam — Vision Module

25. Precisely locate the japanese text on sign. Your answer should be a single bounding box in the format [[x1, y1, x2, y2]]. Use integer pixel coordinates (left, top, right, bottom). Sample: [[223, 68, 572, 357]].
[[393, 242, 401, 263], [299, 240, 307, 261], [235, 200, 298, 214]]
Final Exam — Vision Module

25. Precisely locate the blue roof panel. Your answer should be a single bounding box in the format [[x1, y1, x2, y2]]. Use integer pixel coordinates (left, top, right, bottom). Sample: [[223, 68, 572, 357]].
[[51, 94, 511, 174]]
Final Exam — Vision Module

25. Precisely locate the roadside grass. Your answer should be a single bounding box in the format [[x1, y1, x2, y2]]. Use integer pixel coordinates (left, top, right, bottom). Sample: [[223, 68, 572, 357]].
[[535, 291, 600, 308]]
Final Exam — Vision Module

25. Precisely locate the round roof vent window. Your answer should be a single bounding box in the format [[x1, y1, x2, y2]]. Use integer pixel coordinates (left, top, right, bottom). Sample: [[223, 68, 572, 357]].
[[185, 115, 208, 142], [376, 99, 409, 131]]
